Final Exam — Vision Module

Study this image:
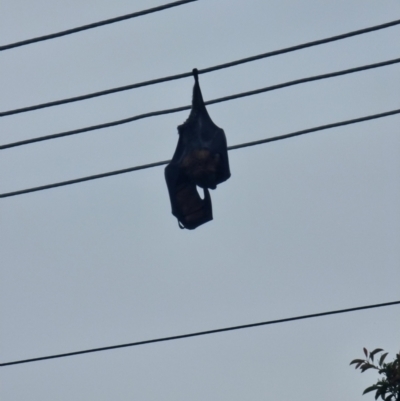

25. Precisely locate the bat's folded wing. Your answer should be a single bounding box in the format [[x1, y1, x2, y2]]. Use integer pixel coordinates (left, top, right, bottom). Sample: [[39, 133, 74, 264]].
[[165, 164, 213, 230]]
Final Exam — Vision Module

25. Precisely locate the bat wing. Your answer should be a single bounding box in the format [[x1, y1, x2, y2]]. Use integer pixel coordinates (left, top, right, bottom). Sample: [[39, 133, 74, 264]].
[[165, 163, 212, 230], [176, 69, 230, 189]]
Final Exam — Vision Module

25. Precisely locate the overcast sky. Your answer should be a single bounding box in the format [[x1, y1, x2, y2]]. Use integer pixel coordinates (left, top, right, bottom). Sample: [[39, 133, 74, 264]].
[[1, 1, 400, 400]]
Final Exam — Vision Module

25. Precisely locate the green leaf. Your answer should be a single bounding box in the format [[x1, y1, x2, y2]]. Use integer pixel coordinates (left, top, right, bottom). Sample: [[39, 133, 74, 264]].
[[374, 386, 386, 400], [379, 353, 389, 366], [363, 385, 379, 394], [384, 395, 394, 401], [364, 348, 369, 357], [375, 386, 387, 401], [371, 348, 384, 356], [361, 364, 376, 372], [350, 359, 365, 365]]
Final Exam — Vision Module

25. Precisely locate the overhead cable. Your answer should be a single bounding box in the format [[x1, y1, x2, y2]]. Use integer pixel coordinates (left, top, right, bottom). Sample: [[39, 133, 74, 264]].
[[0, 0, 198, 52], [1, 19, 399, 117], [1, 57, 399, 150], [1, 108, 399, 199], [1, 300, 399, 367]]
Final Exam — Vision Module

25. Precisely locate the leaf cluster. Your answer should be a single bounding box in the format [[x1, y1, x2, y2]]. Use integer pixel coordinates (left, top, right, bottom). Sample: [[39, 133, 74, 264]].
[[350, 348, 400, 401]]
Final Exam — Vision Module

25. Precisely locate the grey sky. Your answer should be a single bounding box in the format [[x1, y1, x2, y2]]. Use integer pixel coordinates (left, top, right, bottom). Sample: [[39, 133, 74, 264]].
[[1, 1, 399, 400]]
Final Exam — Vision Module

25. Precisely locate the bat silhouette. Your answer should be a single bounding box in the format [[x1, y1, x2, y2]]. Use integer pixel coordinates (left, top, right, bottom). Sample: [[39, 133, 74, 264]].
[[165, 69, 231, 230]]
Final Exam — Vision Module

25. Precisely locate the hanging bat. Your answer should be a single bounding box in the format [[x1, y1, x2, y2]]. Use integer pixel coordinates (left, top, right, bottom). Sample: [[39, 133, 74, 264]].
[[165, 69, 231, 230]]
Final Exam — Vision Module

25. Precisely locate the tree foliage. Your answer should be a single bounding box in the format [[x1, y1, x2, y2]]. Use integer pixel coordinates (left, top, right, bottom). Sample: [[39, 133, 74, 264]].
[[350, 347, 400, 401]]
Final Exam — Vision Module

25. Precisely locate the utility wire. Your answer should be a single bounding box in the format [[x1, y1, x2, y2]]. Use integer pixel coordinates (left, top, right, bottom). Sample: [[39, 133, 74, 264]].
[[1, 108, 399, 199], [1, 300, 399, 367], [1, 57, 399, 151], [1, 19, 399, 117], [0, 0, 198, 52]]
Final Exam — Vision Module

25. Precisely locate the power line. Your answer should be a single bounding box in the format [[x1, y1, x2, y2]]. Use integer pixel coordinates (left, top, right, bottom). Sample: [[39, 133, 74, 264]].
[[1, 108, 398, 199], [1, 57, 399, 151], [1, 300, 399, 367], [0, 159, 170, 199], [1, 19, 399, 117], [0, 0, 198, 52], [228, 109, 400, 151]]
